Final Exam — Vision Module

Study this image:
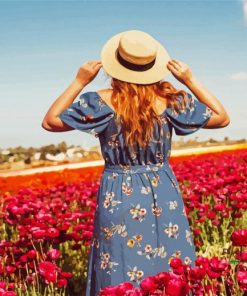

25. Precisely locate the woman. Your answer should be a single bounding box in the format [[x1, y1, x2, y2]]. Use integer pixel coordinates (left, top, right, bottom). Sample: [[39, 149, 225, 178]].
[[42, 30, 230, 295]]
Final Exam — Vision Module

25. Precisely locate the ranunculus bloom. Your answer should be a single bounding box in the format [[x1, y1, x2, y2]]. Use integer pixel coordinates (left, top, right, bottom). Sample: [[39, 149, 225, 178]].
[[6, 266, 16, 274], [46, 228, 60, 238], [169, 257, 183, 269], [27, 249, 37, 259], [2, 292, 17, 296], [0, 282, 6, 289], [231, 229, 247, 246], [60, 271, 73, 278], [115, 282, 135, 294], [57, 278, 67, 288], [38, 261, 57, 283], [32, 229, 46, 239], [99, 285, 117, 295], [209, 257, 230, 273], [140, 276, 158, 292], [235, 251, 247, 261], [166, 278, 190, 296], [47, 249, 60, 260], [237, 270, 247, 286]]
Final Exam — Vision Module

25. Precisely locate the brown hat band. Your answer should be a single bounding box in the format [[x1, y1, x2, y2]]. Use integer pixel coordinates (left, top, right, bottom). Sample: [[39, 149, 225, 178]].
[[116, 49, 156, 72]]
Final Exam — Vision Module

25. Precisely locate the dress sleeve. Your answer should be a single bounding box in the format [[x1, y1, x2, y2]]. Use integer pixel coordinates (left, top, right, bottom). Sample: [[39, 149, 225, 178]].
[[58, 91, 114, 138], [165, 92, 213, 136]]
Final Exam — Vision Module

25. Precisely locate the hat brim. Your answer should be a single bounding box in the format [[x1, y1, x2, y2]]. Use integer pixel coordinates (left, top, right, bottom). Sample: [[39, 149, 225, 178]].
[[100, 31, 171, 85]]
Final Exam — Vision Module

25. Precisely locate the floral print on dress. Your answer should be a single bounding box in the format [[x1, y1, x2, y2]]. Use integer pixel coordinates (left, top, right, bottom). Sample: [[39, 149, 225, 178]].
[[166, 200, 178, 210], [137, 243, 167, 260], [58, 91, 213, 296], [129, 203, 147, 222], [102, 191, 122, 213], [122, 176, 133, 197], [164, 222, 179, 239], [100, 252, 119, 274], [186, 229, 194, 246], [140, 185, 152, 195], [127, 234, 143, 248], [101, 223, 128, 240], [151, 202, 163, 217], [127, 266, 144, 284]]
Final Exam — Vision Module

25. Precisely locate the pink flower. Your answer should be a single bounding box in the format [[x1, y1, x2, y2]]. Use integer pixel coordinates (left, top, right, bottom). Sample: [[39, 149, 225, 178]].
[[47, 249, 60, 260], [237, 271, 247, 290]]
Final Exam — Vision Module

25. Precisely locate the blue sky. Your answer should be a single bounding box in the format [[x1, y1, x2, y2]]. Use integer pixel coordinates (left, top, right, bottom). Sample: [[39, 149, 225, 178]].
[[0, 0, 246, 149]]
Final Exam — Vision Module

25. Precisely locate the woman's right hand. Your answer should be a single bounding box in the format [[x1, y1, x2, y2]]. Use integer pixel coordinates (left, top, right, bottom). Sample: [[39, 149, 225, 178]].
[[75, 60, 102, 87], [167, 59, 194, 85]]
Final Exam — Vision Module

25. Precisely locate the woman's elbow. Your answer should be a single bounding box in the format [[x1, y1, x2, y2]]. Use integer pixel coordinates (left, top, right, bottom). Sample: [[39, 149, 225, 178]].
[[220, 114, 230, 127], [41, 119, 53, 131]]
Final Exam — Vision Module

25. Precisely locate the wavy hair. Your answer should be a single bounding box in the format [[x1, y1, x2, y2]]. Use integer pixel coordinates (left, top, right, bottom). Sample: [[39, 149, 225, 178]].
[[106, 76, 190, 151]]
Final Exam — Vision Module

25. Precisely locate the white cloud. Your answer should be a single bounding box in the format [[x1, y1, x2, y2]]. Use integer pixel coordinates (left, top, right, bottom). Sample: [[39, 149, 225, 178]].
[[242, 0, 247, 23], [228, 72, 247, 81]]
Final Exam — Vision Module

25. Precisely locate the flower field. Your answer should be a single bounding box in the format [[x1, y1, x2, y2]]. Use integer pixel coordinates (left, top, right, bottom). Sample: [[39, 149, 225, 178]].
[[0, 148, 246, 296]]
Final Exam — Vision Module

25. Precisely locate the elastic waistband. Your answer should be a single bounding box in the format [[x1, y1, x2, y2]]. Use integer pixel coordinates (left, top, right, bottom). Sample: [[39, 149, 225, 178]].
[[103, 161, 170, 174]]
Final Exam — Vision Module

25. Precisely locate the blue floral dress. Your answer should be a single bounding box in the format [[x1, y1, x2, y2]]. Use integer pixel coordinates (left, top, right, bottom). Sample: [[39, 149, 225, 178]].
[[58, 91, 213, 296]]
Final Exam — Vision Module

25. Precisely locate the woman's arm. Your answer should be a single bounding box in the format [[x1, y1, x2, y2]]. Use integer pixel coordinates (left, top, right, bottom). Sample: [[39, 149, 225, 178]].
[[41, 79, 85, 132], [42, 60, 102, 132], [167, 59, 230, 128], [185, 76, 230, 128]]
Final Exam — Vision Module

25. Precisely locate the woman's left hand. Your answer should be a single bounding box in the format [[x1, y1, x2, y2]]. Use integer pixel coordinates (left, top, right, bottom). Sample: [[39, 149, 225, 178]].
[[75, 60, 102, 87], [167, 59, 194, 85]]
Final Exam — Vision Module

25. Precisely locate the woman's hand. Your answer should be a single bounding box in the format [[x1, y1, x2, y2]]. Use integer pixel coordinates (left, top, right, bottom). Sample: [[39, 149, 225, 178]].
[[167, 59, 194, 85], [75, 60, 102, 87]]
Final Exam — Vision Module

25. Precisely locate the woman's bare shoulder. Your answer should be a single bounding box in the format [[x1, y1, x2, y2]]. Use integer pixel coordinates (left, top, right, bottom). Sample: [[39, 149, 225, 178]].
[[97, 88, 113, 102], [97, 88, 113, 95]]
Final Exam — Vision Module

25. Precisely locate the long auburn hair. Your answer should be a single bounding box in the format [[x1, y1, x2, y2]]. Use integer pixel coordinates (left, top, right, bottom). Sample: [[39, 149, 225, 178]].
[[107, 76, 190, 150]]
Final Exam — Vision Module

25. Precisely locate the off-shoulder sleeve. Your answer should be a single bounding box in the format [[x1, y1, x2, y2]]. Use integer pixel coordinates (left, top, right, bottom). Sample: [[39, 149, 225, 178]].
[[165, 92, 213, 136], [58, 91, 114, 138]]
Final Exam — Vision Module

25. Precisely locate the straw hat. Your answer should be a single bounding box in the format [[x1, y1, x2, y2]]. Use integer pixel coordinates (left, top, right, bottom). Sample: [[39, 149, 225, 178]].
[[100, 30, 171, 85]]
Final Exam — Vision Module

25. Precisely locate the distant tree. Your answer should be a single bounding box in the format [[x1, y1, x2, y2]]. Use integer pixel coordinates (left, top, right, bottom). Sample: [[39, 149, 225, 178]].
[[209, 138, 218, 143], [58, 141, 67, 152]]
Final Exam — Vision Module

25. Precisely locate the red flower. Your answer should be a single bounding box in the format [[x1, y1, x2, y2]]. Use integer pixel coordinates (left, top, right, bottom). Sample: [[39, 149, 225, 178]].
[[209, 257, 230, 273], [27, 250, 37, 259], [99, 285, 117, 295], [231, 229, 247, 246], [236, 251, 247, 261], [46, 228, 60, 238], [6, 266, 16, 275], [2, 292, 17, 296], [60, 271, 73, 278], [140, 276, 158, 292], [169, 258, 183, 269], [57, 278, 67, 288], [115, 282, 135, 294], [38, 261, 57, 283], [166, 278, 190, 296], [31, 228, 46, 239], [237, 271, 247, 290]]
